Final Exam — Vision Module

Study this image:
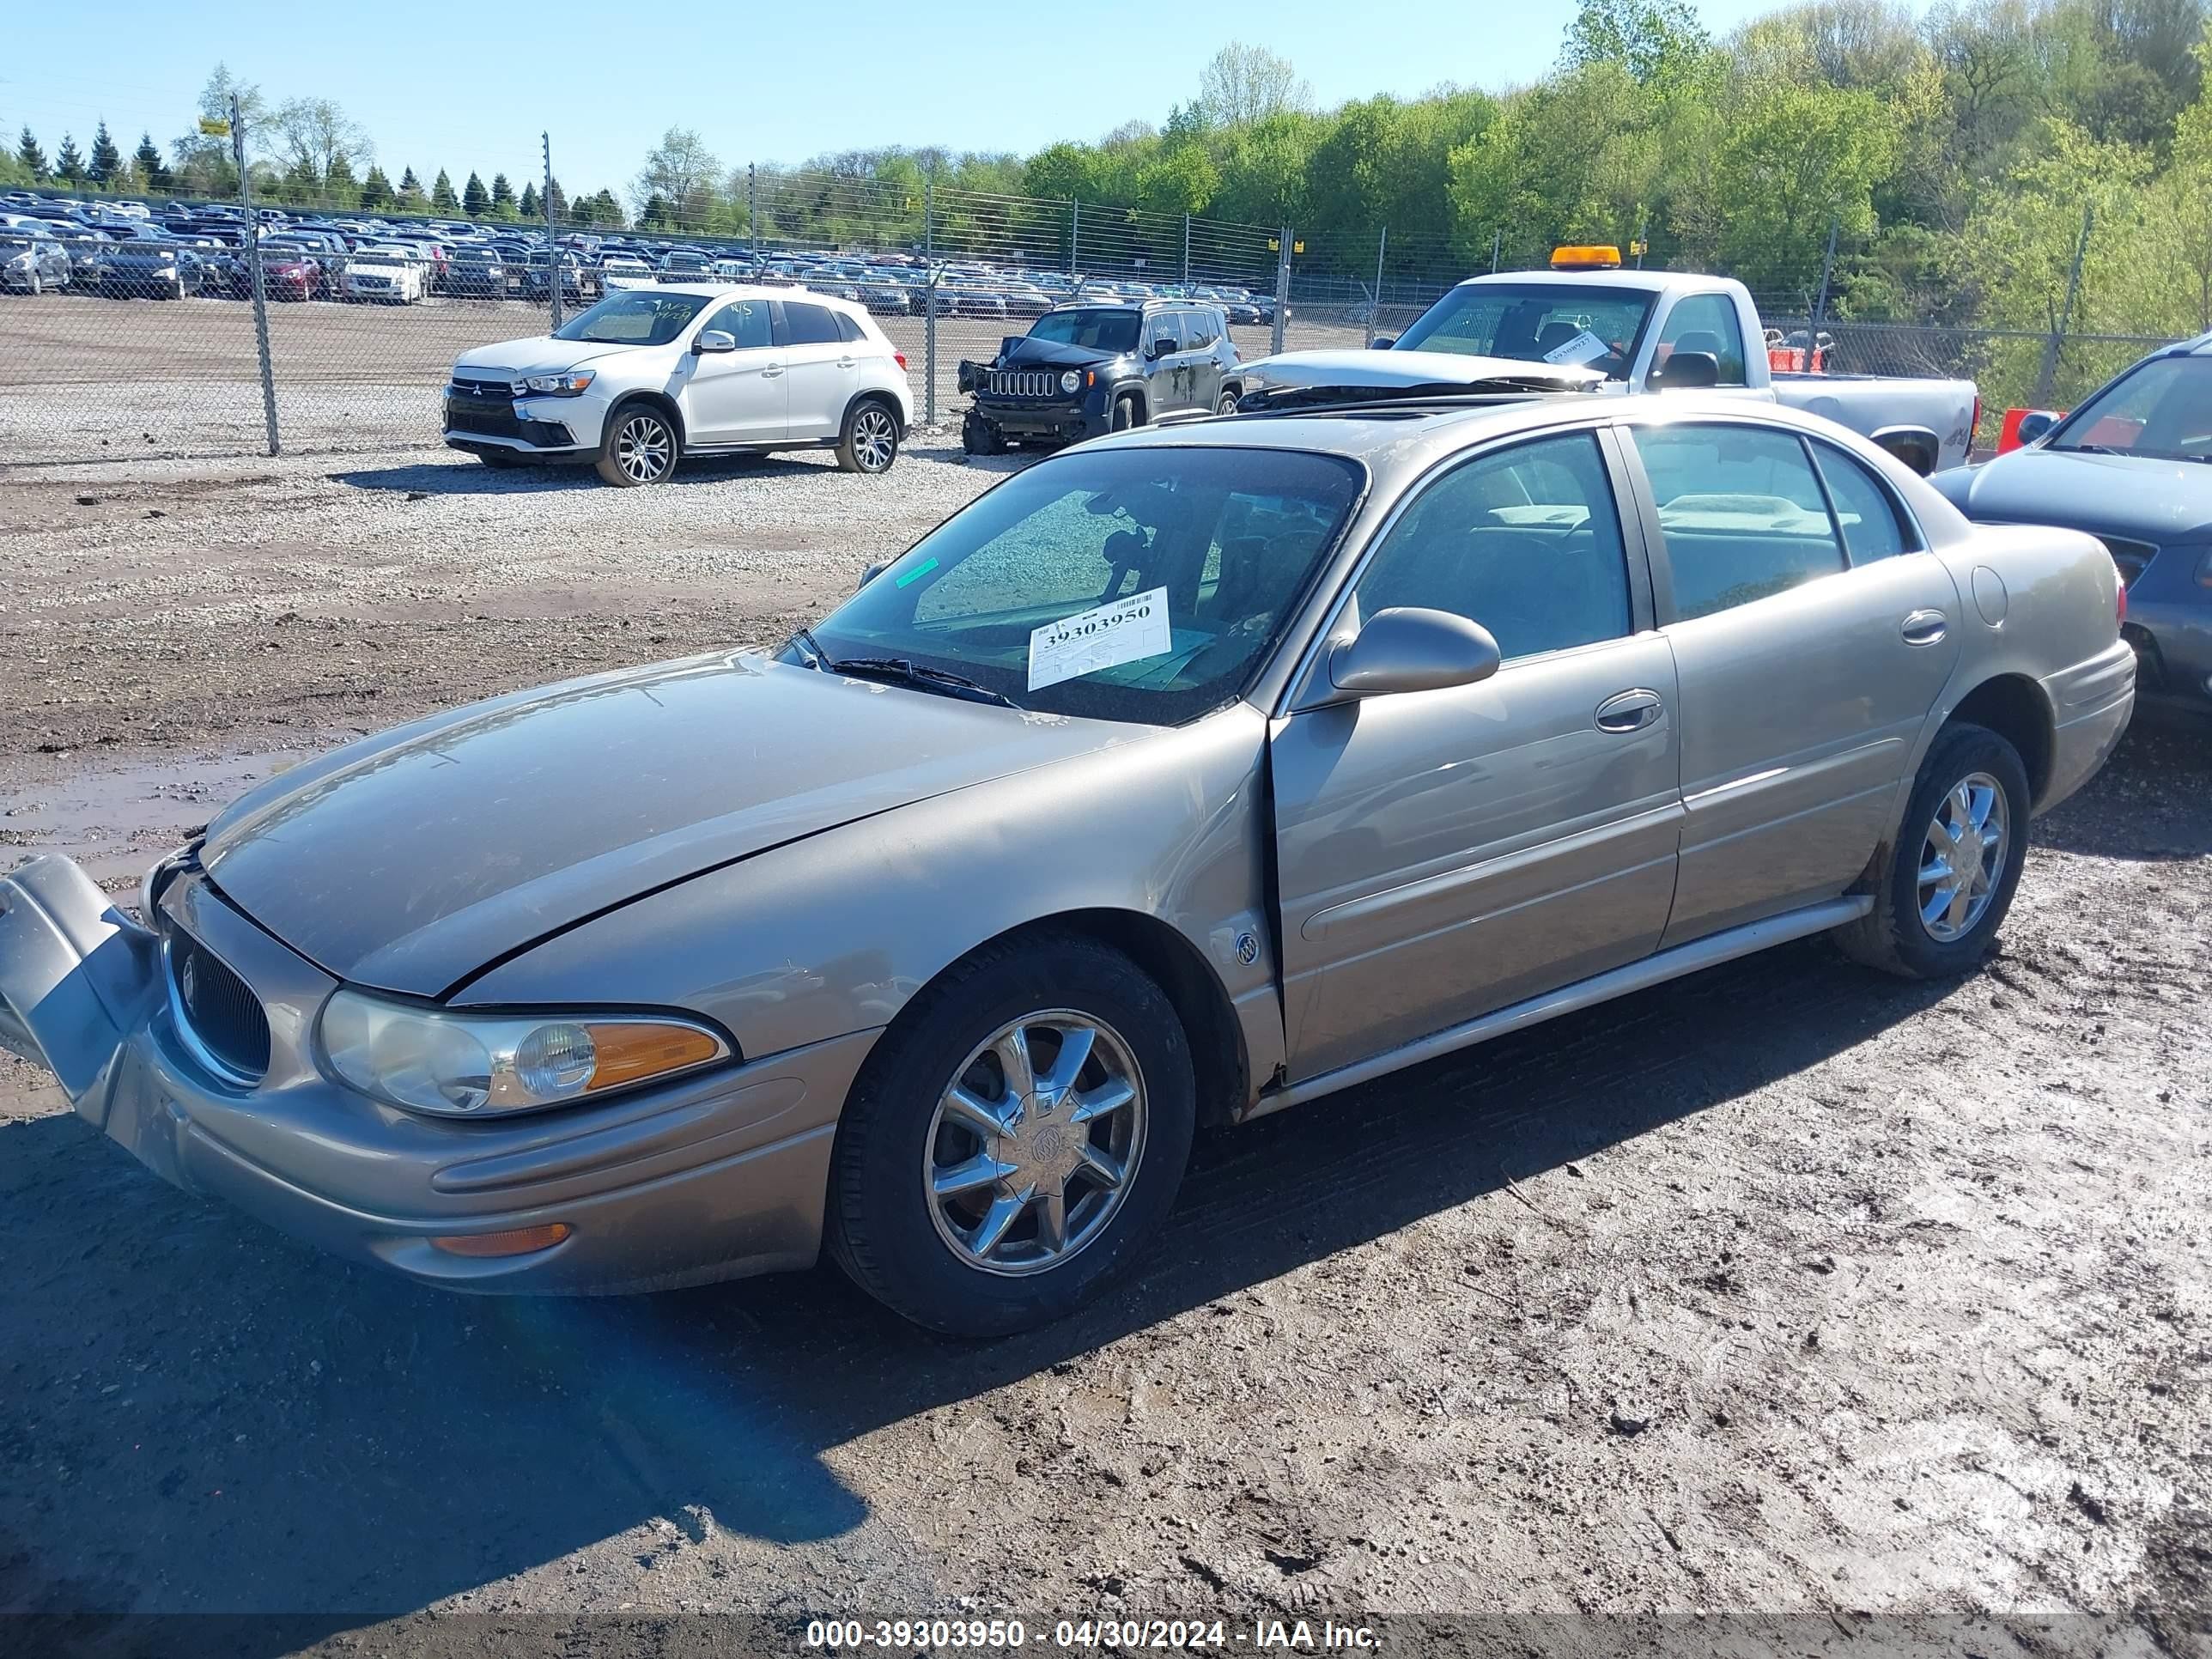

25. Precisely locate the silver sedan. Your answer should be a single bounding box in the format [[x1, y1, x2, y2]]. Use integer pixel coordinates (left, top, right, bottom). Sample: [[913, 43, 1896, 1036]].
[[1, 393, 2134, 1334]]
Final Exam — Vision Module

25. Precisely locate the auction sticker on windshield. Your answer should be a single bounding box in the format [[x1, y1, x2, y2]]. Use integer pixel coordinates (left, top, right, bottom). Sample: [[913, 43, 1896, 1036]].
[[1029, 587, 1173, 691], [1542, 327, 1611, 366]]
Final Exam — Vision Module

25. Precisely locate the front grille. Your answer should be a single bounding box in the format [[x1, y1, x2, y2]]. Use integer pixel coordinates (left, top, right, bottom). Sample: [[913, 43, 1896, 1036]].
[[987, 368, 1069, 399], [167, 931, 270, 1081], [443, 391, 571, 447], [2098, 537, 2157, 589]]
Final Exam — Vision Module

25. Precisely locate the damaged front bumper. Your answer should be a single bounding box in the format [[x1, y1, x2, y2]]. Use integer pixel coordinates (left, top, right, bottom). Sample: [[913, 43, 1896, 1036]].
[[1, 854, 866, 1294]]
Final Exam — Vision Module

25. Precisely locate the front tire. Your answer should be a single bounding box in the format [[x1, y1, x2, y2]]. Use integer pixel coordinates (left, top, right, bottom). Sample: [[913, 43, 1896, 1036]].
[[594, 403, 678, 487], [836, 398, 900, 474], [1217, 389, 1240, 416], [1111, 393, 1139, 431], [826, 935, 1196, 1337], [961, 411, 1005, 456], [1838, 721, 2031, 979]]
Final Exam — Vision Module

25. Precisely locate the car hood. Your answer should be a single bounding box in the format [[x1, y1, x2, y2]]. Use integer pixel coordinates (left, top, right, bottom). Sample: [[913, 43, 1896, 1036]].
[[200, 653, 1137, 998], [1240, 347, 1606, 392], [453, 334, 636, 378], [995, 335, 1131, 370], [1933, 447, 2212, 544]]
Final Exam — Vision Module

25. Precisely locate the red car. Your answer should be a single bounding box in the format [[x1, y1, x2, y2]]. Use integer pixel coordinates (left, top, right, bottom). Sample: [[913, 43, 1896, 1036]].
[[261, 253, 325, 301]]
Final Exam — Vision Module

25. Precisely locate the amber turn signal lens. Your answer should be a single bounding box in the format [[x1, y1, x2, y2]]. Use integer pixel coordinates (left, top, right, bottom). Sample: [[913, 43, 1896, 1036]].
[[583, 1023, 724, 1091], [431, 1224, 573, 1258]]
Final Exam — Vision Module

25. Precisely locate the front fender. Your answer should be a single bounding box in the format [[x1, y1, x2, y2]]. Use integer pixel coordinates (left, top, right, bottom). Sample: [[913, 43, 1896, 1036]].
[[453, 705, 1285, 1104]]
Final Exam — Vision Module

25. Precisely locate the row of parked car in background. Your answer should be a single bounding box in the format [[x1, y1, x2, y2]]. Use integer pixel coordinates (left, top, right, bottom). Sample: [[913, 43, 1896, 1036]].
[[0, 190, 1279, 319]]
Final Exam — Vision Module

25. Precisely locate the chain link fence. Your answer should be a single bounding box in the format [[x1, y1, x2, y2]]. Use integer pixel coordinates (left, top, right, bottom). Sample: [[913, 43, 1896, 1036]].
[[0, 155, 2191, 467]]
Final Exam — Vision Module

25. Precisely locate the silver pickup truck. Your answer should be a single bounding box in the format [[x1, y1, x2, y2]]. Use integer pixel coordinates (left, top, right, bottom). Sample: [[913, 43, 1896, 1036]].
[[1246, 259, 1978, 474]]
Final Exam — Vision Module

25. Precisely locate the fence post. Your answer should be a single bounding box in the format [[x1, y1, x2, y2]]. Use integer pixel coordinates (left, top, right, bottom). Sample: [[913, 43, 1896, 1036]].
[[748, 163, 759, 258], [1367, 225, 1387, 347], [543, 132, 561, 332], [1270, 227, 1291, 356], [232, 94, 279, 458], [2035, 204, 2094, 407], [1068, 199, 1079, 281], [923, 178, 936, 427], [1182, 214, 1190, 288], [1810, 218, 1838, 337], [1491, 229, 1501, 274]]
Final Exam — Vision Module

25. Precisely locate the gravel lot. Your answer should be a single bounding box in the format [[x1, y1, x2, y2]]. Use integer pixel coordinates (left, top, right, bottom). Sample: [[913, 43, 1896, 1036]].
[[0, 442, 2207, 1651]]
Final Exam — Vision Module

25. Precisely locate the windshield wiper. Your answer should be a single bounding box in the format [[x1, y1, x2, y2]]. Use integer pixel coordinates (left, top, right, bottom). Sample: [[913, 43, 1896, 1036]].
[[790, 625, 831, 667], [820, 654, 1020, 709]]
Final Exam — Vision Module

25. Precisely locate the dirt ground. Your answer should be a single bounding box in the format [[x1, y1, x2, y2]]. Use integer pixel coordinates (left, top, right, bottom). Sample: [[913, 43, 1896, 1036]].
[[0, 445, 2207, 1652]]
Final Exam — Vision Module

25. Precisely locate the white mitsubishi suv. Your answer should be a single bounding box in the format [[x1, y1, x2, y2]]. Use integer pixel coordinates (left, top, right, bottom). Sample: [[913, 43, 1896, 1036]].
[[442, 284, 914, 484]]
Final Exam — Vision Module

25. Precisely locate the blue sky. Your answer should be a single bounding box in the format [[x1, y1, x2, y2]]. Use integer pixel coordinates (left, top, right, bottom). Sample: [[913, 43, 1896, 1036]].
[[6, 0, 1854, 204]]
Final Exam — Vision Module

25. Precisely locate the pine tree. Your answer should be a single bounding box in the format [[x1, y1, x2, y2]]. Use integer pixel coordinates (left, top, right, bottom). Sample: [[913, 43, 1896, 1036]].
[[399, 165, 420, 194], [16, 127, 46, 180], [88, 121, 121, 186], [462, 170, 489, 216], [544, 174, 567, 222], [325, 153, 357, 204], [490, 172, 514, 211], [518, 181, 539, 219], [430, 168, 458, 211], [133, 132, 173, 192], [360, 165, 392, 210], [55, 132, 85, 185]]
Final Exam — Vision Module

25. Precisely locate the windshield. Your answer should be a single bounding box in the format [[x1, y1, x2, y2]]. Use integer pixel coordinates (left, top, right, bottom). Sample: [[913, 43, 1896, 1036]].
[[1393, 283, 1655, 380], [2048, 355, 2212, 461], [1028, 309, 1141, 354], [552, 289, 710, 346], [793, 447, 1366, 724]]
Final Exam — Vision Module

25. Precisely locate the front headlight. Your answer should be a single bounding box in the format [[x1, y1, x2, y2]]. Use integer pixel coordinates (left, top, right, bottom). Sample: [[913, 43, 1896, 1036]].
[[317, 988, 729, 1117], [522, 368, 596, 397], [1058, 369, 1081, 394]]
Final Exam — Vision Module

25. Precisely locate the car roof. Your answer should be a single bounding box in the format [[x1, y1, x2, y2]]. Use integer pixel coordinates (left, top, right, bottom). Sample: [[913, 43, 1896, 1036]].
[[1091, 391, 1966, 507], [648, 281, 867, 312]]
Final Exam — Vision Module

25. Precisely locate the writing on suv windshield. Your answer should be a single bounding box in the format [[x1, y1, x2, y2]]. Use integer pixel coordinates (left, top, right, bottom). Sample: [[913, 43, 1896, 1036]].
[[1394, 283, 1654, 380], [793, 447, 1366, 725], [2049, 355, 2212, 461], [1029, 309, 1141, 354], [554, 290, 710, 347]]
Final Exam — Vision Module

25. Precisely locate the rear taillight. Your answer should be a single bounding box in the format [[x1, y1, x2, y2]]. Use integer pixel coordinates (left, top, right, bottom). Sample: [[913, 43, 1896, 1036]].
[[894, 351, 908, 370]]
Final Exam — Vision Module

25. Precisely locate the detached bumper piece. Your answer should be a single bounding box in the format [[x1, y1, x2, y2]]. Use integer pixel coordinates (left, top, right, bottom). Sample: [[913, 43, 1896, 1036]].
[[0, 856, 161, 1107]]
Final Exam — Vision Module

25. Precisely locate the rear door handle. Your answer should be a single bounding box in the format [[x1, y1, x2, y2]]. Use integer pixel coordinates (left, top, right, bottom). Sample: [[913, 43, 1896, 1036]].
[[1901, 608, 1948, 646], [1595, 689, 1664, 732]]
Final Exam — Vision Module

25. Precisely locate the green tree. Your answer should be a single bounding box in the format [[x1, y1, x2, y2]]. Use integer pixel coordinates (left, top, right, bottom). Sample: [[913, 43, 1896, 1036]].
[[1562, 0, 1713, 85], [430, 168, 459, 211], [324, 152, 357, 204], [490, 172, 515, 216], [17, 127, 46, 180], [2169, 27, 2212, 331], [1197, 42, 1310, 128], [360, 164, 392, 210], [88, 121, 121, 186], [1711, 77, 1899, 299], [462, 171, 489, 216], [55, 132, 85, 185], [632, 127, 719, 225], [519, 180, 539, 218], [134, 131, 174, 191]]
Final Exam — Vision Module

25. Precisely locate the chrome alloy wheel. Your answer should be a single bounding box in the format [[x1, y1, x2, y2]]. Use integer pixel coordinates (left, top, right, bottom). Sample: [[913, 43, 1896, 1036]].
[[1917, 770, 2009, 942], [850, 405, 897, 471], [922, 1012, 1146, 1277], [612, 412, 674, 483]]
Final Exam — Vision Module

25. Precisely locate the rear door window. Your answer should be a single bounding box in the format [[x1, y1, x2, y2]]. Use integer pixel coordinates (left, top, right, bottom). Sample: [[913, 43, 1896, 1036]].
[[1810, 444, 1917, 564], [1631, 423, 1846, 619], [783, 302, 842, 346]]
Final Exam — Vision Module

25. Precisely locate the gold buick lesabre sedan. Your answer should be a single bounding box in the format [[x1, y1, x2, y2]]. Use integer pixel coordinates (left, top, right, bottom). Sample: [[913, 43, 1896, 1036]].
[[0, 390, 2133, 1335]]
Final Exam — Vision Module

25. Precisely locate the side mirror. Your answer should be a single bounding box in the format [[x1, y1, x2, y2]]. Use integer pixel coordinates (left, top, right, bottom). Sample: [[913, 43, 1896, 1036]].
[[1325, 607, 1502, 702], [2015, 410, 2057, 447], [1147, 336, 1174, 361], [693, 330, 737, 355], [1371, 335, 1397, 350], [857, 562, 888, 590], [1651, 350, 1720, 391]]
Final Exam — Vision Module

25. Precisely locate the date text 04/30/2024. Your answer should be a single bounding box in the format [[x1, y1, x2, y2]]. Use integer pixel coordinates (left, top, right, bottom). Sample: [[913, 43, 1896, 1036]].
[[803, 1619, 1382, 1650]]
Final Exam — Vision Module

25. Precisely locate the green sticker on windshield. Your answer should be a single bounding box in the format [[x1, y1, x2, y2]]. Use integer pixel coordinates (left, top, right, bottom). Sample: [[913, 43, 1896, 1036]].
[[894, 557, 939, 588]]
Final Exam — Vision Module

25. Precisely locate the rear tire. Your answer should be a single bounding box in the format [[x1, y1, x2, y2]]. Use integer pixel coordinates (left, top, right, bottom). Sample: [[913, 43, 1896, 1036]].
[[1217, 389, 1240, 416], [1837, 721, 2031, 979], [594, 403, 679, 487], [826, 934, 1196, 1337], [836, 398, 901, 474]]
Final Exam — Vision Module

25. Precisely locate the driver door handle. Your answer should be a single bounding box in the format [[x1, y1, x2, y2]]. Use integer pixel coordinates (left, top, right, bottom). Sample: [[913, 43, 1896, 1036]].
[[1901, 608, 1948, 646], [1595, 689, 1664, 732], [760, 359, 785, 378]]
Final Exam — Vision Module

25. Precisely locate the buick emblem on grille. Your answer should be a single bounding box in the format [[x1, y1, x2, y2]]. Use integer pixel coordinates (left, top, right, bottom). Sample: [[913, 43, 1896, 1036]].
[[179, 950, 199, 1006]]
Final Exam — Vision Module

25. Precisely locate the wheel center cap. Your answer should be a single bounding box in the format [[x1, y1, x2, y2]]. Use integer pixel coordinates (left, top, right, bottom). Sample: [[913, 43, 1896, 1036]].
[[1002, 1091, 1077, 1182]]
